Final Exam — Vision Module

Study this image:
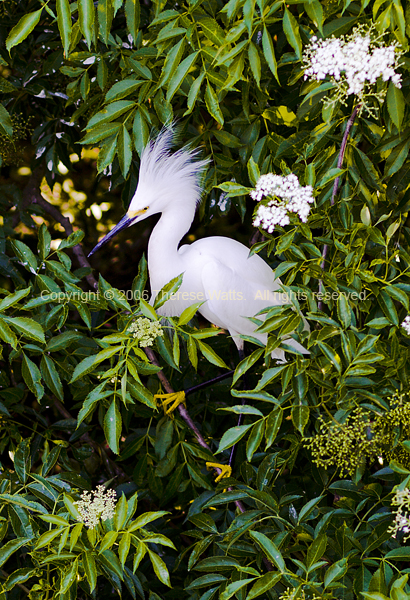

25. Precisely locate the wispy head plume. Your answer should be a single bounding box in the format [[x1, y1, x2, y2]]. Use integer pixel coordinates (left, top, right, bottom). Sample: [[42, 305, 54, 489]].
[[137, 124, 210, 206]]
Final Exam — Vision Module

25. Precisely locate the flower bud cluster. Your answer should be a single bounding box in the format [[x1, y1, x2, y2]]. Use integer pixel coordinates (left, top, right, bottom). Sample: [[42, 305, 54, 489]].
[[303, 408, 381, 476], [402, 316, 410, 335], [251, 173, 314, 232], [127, 317, 164, 347], [388, 488, 410, 541], [75, 485, 117, 529], [303, 26, 402, 112]]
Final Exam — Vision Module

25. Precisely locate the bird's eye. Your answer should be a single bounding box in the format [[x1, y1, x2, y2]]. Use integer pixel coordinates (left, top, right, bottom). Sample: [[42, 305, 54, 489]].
[[144, 207, 149, 211]]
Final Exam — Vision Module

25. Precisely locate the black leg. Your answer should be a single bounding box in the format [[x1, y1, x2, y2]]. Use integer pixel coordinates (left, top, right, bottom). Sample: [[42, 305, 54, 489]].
[[228, 346, 247, 467]]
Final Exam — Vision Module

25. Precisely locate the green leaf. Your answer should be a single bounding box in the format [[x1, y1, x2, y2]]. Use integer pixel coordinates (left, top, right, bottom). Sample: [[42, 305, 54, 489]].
[[133, 109, 149, 157], [217, 424, 253, 453], [114, 493, 128, 530], [283, 8, 302, 59], [177, 301, 203, 326], [153, 273, 183, 309], [184, 70, 205, 115], [0, 317, 17, 349], [98, 0, 114, 46], [125, 0, 140, 43], [82, 551, 97, 592], [10, 239, 38, 271], [117, 124, 133, 177], [304, 0, 323, 33], [3, 568, 37, 592], [70, 346, 121, 383], [6, 9, 43, 52], [35, 528, 66, 549], [205, 82, 224, 126], [337, 293, 351, 329], [167, 51, 198, 102], [262, 26, 278, 81], [298, 495, 323, 522], [77, 382, 111, 427], [307, 534, 327, 569], [78, 0, 95, 48], [246, 572, 282, 600], [104, 399, 122, 454], [246, 420, 265, 461], [387, 81, 405, 131], [148, 549, 171, 587], [119, 531, 131, 567], [316, 341, 342, 373], [21, 353, 44, 401], [127, 511, 169, 532], [291, 404, 309, 435], [40, 355, 64, 401], [265, 408, 283, 449], [197, 339, 228, 368], [324, 557, 348, 589], [99, 531, 118, 553], [0, 104, 13, 137], [105, 80, 143, 103], [87, 100, 136, 129], [385, 547, 410, 560], [56, 0, 72, 56], [233, 348, 264, 385], [14, 439, 30, 484], [221, 579, 257, 600], [0, 538, 32, 568], [249, 530, 286, 572], [60, 559, 78, 593], [158, 38, 185, 87]]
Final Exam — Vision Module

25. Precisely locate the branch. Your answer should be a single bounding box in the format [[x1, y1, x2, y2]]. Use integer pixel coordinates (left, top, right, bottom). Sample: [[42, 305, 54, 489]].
[[144, 347, 246, 513], [318, 104, 360, 310]]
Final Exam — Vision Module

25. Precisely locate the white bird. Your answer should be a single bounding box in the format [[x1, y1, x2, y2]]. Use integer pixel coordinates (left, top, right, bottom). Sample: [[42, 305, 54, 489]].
[[89, 127, 308, 361]]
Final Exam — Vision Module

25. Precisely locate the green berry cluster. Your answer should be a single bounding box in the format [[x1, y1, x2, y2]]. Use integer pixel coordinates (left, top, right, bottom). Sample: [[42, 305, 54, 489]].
[[303, 408, 382, 476], [0, 113, 33, 166], [279, 588, 324, 600], [373, 392, 410, 468], [304, 393, 410, 476]]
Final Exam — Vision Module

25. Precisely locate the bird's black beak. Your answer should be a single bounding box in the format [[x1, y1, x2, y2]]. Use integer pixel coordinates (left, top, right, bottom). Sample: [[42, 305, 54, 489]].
[[88, 213, 133, 257]]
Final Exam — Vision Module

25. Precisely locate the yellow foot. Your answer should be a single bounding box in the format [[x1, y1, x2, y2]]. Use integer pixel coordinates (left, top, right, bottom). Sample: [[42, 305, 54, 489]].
[[206, 462, 232, 483], [154, 391, 186, 416]]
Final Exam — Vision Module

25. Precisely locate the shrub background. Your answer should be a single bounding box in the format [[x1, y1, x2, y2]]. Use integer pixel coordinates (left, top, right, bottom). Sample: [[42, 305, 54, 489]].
[[1, 0, 410, 599]]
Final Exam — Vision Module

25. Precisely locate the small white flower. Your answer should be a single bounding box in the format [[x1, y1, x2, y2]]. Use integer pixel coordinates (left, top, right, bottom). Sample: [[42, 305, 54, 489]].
[[251, 173, 314, 232], [75, 485, 117, 529], [388, 488, 410, 540], [127, 317, 164, 347], [302, 26, 402, 113], [402, 316, 410, 335]]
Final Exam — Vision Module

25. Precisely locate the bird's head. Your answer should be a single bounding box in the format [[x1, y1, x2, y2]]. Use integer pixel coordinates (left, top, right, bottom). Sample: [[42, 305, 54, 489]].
[[88, 126, 209, 258]]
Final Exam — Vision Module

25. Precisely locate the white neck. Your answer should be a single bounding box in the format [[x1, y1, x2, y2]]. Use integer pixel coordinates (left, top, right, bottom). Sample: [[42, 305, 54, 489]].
[[147, 202, 196, 293]]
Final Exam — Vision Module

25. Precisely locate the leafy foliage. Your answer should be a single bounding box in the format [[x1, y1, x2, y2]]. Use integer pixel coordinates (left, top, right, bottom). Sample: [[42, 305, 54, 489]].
[[1, 0, 410, 599]]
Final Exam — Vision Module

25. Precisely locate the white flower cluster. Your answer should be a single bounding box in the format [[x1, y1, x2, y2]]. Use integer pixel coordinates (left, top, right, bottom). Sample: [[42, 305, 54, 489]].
[[402, 316, 410, 335], [388, 488, 410, 541], [251, 173, 314, 232], [127, 317, 164, 347], [304, 34, 401, 92], [75, 485, 117, 529]]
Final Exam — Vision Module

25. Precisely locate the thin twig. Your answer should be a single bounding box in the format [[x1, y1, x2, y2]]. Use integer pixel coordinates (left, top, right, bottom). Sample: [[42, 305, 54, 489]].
[[144, 347, 246, 513], [318, 104, 360, 310]]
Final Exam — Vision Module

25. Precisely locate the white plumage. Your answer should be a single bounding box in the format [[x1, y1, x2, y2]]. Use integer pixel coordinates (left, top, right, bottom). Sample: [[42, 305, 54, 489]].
[[89, 127, 309, 361]]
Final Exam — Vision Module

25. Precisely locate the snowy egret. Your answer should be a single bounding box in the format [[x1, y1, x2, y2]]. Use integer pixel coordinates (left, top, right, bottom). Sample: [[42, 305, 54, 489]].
[[89, 127, 309, 361]]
